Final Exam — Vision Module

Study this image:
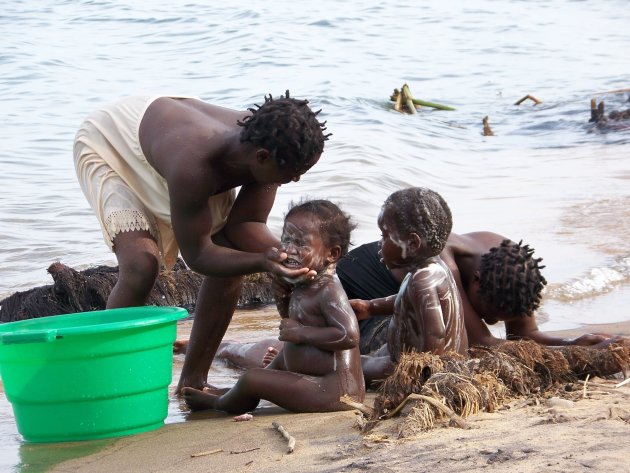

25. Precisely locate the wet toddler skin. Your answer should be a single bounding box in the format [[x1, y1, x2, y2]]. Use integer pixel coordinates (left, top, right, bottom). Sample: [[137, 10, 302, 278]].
[[378, 205, 467, 361], [183, 208, 364, 414]]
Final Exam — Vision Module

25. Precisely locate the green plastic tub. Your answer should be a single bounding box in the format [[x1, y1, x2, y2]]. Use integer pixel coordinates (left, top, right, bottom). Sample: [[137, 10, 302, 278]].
[[0, 306, 187, 443]]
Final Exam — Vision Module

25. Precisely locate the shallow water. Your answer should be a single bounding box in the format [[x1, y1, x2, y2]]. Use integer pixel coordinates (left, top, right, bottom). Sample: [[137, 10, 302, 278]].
[[1, 1, 629, 470], [0, 309, 277, 472]]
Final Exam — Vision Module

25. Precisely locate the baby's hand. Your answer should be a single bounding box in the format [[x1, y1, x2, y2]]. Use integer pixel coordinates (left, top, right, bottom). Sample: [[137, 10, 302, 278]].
[[349, 299, 371, 321], [278, 318, 303, 343]]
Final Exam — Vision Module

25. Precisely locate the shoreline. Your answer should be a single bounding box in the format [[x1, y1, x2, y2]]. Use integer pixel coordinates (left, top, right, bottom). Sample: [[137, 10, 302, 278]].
[[40, 319, 630, 472], [2, 316, 628, 472], [47, 382, 630, 473], [545, 320, 630, 339]]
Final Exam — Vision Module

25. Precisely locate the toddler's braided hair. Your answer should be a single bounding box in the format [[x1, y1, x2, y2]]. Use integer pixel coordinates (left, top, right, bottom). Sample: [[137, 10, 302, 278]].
[[383, 187, 452, 257], [478, 239, 547, 317]]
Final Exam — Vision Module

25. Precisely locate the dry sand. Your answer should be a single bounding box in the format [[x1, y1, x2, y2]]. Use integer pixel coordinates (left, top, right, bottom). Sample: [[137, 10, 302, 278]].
[[48, 322, 630, 473]]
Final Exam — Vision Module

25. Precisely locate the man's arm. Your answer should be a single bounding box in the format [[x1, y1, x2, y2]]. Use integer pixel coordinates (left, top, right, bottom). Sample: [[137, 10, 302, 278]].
[[171, 181, 311, 279], [221, 183, 281, 251], [505, 316, 616, 346]]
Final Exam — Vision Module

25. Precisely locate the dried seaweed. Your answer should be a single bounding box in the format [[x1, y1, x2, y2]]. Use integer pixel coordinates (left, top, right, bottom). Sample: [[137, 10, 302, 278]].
[[366, 340, 629, 437], [0, 259, 274, 322]]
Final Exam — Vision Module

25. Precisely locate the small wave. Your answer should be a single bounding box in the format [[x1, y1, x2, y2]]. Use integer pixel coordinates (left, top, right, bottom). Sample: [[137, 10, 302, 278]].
[[546, 257, 630, 301]]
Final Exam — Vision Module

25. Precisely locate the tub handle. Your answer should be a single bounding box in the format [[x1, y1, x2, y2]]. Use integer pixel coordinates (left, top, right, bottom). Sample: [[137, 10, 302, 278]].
[[1, 329, 58, 345]]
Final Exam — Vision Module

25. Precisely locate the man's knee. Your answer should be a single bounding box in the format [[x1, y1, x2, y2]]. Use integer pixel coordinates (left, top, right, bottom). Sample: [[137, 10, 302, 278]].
[[118, 251, 160, 287], [114, 236, 160, 290]]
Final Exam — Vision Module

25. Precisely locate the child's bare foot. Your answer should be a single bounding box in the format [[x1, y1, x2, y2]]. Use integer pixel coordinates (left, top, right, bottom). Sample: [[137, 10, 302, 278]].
[[262, 346, 279, 367], [182, 386, 220, 411], [173, 339, 189, 354], [202, 387, 230, 395]]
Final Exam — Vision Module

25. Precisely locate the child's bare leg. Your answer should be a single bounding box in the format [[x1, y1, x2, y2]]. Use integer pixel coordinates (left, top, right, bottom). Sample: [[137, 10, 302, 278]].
[[216, 338, 282, 369], [262, 346, 279, 368], [361, 346, 395, 386], [205, 368, 349, 414], [173, 339, 189, 354], [183, 372, 264, 414], [174, 339, 238, 356], [182, 387, 229, 411]]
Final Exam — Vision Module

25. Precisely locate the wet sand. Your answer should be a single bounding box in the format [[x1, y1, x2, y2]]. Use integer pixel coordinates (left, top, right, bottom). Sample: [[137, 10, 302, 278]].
[[45, 320, 630, 473]]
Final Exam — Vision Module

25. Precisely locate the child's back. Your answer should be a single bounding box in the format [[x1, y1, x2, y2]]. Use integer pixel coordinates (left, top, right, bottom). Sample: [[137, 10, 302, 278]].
[[388, 256, 467, 362], [377, 187, 467, 361]]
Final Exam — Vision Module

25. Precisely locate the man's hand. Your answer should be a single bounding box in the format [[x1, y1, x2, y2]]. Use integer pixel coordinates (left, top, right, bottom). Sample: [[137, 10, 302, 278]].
[[349, 299, 371, 321], [278, 318, 304, 344], [264, 247, 317, 283], [573, 333, 624, 348]]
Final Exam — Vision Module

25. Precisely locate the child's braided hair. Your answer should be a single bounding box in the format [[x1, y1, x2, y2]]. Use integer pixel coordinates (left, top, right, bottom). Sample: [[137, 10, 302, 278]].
[[478, 239, 547, 317], [383, 187, 453, 257], [238, 90, 331, 173]]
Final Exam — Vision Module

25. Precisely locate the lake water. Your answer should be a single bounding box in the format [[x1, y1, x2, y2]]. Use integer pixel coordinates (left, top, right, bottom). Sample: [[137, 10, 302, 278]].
[[1, 0, 629, 470]]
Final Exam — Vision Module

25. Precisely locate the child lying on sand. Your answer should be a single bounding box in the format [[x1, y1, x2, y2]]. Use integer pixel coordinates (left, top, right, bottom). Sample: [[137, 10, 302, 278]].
[[183, 200, 365, 413]]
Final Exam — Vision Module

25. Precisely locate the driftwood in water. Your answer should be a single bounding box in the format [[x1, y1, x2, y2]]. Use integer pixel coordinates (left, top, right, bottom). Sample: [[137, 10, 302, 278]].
[[514, 94, 542, 105], [390, 84, 456, 112], [364, 339, 629, 437], [0, 258, 274, 323], [482, 116, 494, 136], [590, 98, 630, 124]]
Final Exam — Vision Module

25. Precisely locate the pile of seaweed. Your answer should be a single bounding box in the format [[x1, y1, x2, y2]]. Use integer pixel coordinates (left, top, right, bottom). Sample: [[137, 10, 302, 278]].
[[360, 339, 629, 438], [0, 259, 274, 323]]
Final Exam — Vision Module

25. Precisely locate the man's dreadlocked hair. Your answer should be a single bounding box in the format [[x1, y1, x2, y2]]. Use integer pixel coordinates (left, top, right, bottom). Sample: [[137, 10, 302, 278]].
[[286, 199, 356, 257], [383, 187, 452, 257], [478, 239, 547, 317], [237, 90, 331, 173]]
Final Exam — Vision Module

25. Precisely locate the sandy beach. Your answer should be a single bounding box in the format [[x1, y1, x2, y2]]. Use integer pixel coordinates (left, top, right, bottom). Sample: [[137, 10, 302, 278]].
[[36, 321, 630, 473]]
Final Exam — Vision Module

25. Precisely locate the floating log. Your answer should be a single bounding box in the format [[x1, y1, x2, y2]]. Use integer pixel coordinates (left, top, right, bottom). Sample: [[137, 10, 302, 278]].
[[589, 99, 630, 124], [514, 94, 542, 105], [594, 88, 630, 96], [390, 85, 456, 112], [482, 116, 494, 136], [0, 259, 274, 322], [401, 83, 417, 115]]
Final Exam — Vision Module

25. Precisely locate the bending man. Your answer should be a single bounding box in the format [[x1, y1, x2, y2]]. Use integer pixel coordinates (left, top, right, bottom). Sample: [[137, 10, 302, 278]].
[[74, 91, 329, 392]]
